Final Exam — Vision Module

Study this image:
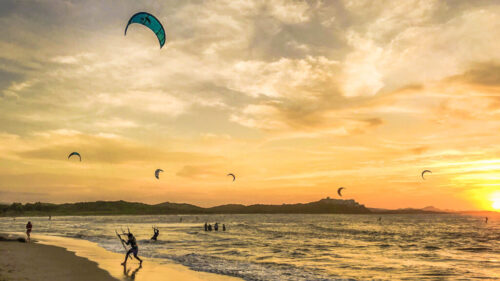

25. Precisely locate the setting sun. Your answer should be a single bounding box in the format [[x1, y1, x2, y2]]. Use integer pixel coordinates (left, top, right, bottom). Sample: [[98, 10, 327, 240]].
[[489, 191, 500, 210], [492, 200, 500, 210]]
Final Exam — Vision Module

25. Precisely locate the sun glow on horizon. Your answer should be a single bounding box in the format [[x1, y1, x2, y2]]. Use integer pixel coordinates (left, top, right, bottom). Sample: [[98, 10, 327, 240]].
[[493, 201, 500, 210], [490, 192, 500, 211]]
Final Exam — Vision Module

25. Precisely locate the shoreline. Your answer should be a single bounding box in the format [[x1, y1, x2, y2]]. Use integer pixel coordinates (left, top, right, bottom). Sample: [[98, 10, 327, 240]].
[[0, 233, 243, 281]]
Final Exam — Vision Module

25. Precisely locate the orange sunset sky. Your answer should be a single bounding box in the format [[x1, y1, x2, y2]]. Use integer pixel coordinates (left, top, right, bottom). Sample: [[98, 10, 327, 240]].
[[0, 0, 499, 211]]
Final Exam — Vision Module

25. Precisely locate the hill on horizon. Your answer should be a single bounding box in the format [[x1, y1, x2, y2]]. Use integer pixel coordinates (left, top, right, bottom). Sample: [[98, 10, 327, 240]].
[[0, 197, 371, 216]]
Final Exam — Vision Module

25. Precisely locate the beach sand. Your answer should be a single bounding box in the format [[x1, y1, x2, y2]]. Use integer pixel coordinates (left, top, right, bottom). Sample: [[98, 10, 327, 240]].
[[0, 233, 243, 281], [0, 234, 116, 281]]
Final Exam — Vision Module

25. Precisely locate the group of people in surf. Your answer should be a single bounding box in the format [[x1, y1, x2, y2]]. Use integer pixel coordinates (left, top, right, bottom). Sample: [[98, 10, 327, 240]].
[[117, 222, 227, 266], [22, 220, 229, 267], [23, 215, 490, 268], [204, 222, 226, 232]]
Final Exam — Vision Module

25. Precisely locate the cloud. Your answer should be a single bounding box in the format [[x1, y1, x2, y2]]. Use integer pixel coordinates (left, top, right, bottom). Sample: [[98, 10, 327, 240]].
[[449, 62, 500, 87], [411, 146, 430, 155], [51, 53, 95, 65], [268, 0, 311, 24], [0, 191, 51, 203], [12, 131, 220, 164], [341, 1, 500, 96], [0, 69, 23, 95], [363, 117, 383, 127], [176, 165, 220, 180], [341, 31, 384, 97], [226, 56, 348, 130]]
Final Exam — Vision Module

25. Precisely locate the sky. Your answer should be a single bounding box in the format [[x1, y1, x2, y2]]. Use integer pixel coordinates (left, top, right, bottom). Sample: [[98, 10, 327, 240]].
[[0, 0, 499, 210]]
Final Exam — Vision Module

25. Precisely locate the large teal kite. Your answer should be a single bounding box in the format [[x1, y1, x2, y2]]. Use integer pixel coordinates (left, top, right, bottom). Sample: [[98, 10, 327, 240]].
[[125, 12, 166, 48]]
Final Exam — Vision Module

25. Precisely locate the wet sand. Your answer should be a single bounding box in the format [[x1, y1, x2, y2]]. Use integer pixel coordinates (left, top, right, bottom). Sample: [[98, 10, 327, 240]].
[[0, 233, 243, 281], [0, 234, 117, 281]]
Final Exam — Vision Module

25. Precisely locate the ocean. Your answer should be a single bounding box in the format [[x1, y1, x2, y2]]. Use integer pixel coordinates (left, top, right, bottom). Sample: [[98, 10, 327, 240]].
[[1, 214, 499, 280]]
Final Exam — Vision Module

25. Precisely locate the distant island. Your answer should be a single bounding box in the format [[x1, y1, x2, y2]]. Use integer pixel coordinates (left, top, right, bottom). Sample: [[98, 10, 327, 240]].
[[1, 198, 497, 217]]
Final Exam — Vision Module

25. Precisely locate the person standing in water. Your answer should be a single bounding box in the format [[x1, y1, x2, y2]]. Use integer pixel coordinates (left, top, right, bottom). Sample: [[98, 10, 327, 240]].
[[121, 232, 143, 266], [26, 221, 32, 242], [204, 222, 208, 231], [222, 224, 226, 231], [214, 222, 219, 231], [151, 226, 160, 241], [485, 217, 488, 224]]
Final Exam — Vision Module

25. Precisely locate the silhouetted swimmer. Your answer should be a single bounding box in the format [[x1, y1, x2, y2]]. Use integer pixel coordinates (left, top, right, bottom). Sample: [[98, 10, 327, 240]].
[[121, 232, 143, 266], [26, 221, 32, 242], [151, 226, 159, 241], [485, 217, 488, 224], [223, 224, 226, 231], [208, 224, 212, 231], [214, 222, 219, 231], [204, 222, 208, 231]]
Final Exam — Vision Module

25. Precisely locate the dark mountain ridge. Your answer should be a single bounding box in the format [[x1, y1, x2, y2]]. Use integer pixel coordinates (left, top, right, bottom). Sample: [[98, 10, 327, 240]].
[[0, 197, 370, 216]]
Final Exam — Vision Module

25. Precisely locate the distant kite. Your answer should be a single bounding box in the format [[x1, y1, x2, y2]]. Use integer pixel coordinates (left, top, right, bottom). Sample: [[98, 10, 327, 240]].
[[337, 187, 345, 197], [227, 173, 236, 182], [421, 170, 432, 180], [125, 12, 166, 48], [68, 152, 81, 162], [155, 169, 164, 180]]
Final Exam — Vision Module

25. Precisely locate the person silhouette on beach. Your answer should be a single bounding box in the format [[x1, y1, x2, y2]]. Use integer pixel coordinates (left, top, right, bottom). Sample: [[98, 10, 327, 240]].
[[208, 224, 212, 231], [204, 222, 208, 231], [223, 224, 226, 231], [26, 221, 32, 242], [485, 217, 488, 224], [151, 226, 160, 241], [214, 222, 219, 231], [121, 232, 143, 266]]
